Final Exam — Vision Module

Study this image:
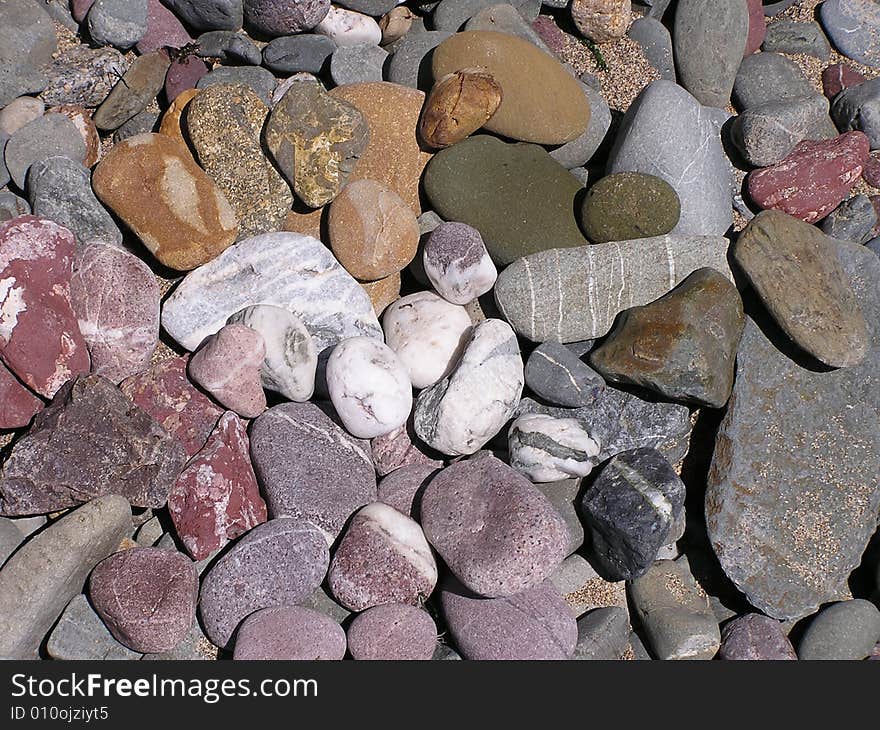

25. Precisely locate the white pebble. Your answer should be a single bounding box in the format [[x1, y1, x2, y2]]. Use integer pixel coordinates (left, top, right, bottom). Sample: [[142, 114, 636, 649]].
[[315, 6, 382, 47], [508, 414, 601, 482], [423, 222, 497, 305]]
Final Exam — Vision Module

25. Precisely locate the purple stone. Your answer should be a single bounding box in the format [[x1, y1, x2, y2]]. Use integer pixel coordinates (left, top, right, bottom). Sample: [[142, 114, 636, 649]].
[[233, 606, 346, 660], [719, 613, 797, 660], [377, 463, 439, 518], [164, 55, 209, 102], [347, 604, 436, 660], [137, 0, 194, 54]]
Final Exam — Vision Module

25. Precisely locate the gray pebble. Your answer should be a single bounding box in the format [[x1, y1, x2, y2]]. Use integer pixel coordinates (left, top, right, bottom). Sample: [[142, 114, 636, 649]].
[[387, 31, 452, 90], [197, 65, 277, 105], [464, 3, 554, 55], [832, 77, 880, 150], [821, 195, 878, 243], [820, 0, 880, 69], [262, 34, 336, 76], [763, 19, 832, 60], [0, 517, 23, 567], [549, 83, 611, 169], [572, 607, 632, 660], [798, 599, 880, 660], [112, 109, 159, 142], [0, 0, 57, 70], [627, 16, 675, 82], [550, 553, 627, 618], [46, 594, 142, 660], [733, 52, 815, 110], [0, 66, 47, 109], [141, 619, 219, 660], [433, 0, 539, 31], [525, 341, 604, 408], [197, 30, 263, 65], [163, 0, 244, 32], [4, 112, 86, 190], [335, 0, 398, 15], [298, 586, 352, 625], [330, 43, 387, 85], [87, 0, 148, 50], [535, 478, 584, 556], [134, 516, 164, 547]]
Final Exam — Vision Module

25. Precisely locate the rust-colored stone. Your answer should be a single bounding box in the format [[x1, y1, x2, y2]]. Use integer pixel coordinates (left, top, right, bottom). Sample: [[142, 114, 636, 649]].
[[419, 68, 502, 149]]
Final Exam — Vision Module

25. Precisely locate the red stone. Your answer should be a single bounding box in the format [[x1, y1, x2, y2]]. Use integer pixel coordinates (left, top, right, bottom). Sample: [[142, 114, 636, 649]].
[[747, 132, 870, 223], [168, 411, 267, 561], [164, 55, 209, 103], [822, 63, 867, 100], [137, 0, 194, 55], [120, 355, 223, 458], [0, 361, 42, 430], [745, 0, 766, 56], [863, 150, 880, 188], [0, 216, 90, 398]]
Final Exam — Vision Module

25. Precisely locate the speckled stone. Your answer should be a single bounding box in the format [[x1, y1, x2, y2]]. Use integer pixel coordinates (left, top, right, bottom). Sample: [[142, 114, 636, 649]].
[[734, 52, 815, 110], [763, 19, 831, 60], [244, 0, 330, 35], [262, 34, 336, 74], [92, 52, 169, 131], [4, 113, 86, 190], [347, 604, 437, 660], [798, 599, 880, 660], [821, 194, 878, 243], [0, 362, 42, 430], [423, 222, 497, 304], [371, 422, 444, 477], [330, 43, 388, 85], [162, 0, 243, 32], [377, 462, 440, 517], [820, 0, 880, 69], [233, 606, 346, 660], [719, 614, 797, 660]]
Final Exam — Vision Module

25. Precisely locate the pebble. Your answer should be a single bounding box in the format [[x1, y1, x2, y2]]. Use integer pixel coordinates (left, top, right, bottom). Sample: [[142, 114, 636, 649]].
[[423, 222, 496, 304], [119, 356, 224, 458], [627, 16, 675, 81], [379, 6, 413, 45], [508, 414, 601, 483], [112, 109, 159, 142], [0, 97, 43, 136], [734, 210, 868, 368], [0, 495, 131, 659], [0, 517, 24, 565], [92, 52, 169, 131], [718, 614, 797, 660], [822, 62, 867, 99], [196, 66, 277, 106], [820, 0, 880, 69], [250, 402, 377, 539], [571, 0, 630, 43], [244, 0, 330, 35], [87, 0, 148, 50], [371, 421, 444, 476], [164, 56, 209, 102], [47, 594, 142, 661], [424, 135, 588, 265], [347, 604, 437, 660], [5, 112, 86, 190], [419, 68, 503, 148], [551, 553, 627, 616], [162, 231, 382, 355], [382, 291, 473, 389], [315, 6, 382, 47], [299, 586, 351, 625], [536, 479, 584, 555], [420, 454, 567, 596], [199, 517, 329, 648], [262, 34, 336, 75], [821, 194, 878, 243], [167, 411, 267, 561], [549, 82, 611, 169], [590, 267, 744, 407], [413, 319, 523, 456], [196, 30, 261, 65], [524, 342, 604, 408], [464, 3, 554, 55], [832, 78, 880, 149], [433, 0, 539, 32], [763, 19, 831, 60], [628, 556, 720, 660], [50, 105, 100, 168], [744, 0, 765, 56], [330, 43, 387, 85], [162, 0, 244, 32], [733, 52, 815, 110], [138, 0, 193, 53], [39, 44, 126, 110], [328, 502, 437, 610], [387, 30, 453, 90], [572, 607, 632, 660], [798, 599, 880, 660], [377, 462, 440, 517], [227, 305, 317, 402], [233, 606, 346, 660], [70, 241, 159, 384], [440, 578, 577, 660]]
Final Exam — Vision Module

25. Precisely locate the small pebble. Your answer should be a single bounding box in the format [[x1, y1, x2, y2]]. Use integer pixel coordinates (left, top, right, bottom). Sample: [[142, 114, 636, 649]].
[[347, 604, 437, 660]]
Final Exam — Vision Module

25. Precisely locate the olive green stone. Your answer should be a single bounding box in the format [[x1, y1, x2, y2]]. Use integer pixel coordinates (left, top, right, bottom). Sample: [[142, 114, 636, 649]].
[[423, 135, 589, 266], [579, 172, 680, 244]]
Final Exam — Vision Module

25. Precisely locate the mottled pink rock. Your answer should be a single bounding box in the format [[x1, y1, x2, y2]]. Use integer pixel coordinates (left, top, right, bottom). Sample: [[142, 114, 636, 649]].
[[72, 0, 96, 23], [531, 16, 567, 57], [377, 463, 440, 518], [233, 606, 346, 660], [89, 547, 198, 653], [71, 240, 160, 384], [822, 63, 867, 100], [864, 150, 880, 188], [188, 324, 266, 419], [120, 355, 223, 458], [164, 55, 209, 102], [440, 579, 577, 660], [370, 421, 443, 477], [745, 0, 766, 56], [0, 361, 43, 429], [719, 614, 797, 660], [748, 131, 871, 223], [137, 0, 194, 54], [347, 604, 436, 660], [0, 216, 90, 398], [168, 411, 267, 561]]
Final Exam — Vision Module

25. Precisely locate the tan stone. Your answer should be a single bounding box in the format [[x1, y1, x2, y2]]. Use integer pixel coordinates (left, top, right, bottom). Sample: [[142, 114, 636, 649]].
[[159, 88, 199, 151], [379, 6, 413, 45], [571, 0, 631, 44], [329, 82, 432, 215], [328, 179, 419, 281], [361, 271, 401, 315], [420, 68, 503, 149], [92, 133, 239, 271], [432, 31, 590, 145], [48, 105, 100, 167], [283, 204, 324, 241]]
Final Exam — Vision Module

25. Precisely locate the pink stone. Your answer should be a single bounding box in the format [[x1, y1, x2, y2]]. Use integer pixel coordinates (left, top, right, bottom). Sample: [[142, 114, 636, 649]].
[[377, 462, 440, 518], [0, 216, 90, 398], [747, 132, 870, 223], [71, 241, 160, 384], [745, 0, 766, 56], [137, 0, 194, 54], [370, 421, 443, 477], [0, 361, 43, 430], [822, 63, 867, 100], [863, 150, 880, 188], [346, 604, 436, 660], [164, 55, 209, 103], [168, 411, 268, 561], [120, 355, 223, 457], [188, 324, 267, 419]]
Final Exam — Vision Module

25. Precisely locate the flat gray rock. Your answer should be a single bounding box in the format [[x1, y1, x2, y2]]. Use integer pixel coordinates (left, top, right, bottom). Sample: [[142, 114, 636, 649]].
[[196, 65, 276, 106], [196, 30, 262, 65], [821, 194, 878, 243], [627, 16, 675, 82], [763, 19, 832, 60], [706, 240, 880, 620], [0, 0, 57, 70], [733, 52, 816, 110], [163, 0, 243, 32], [464, 3, 554, 56], [386, 30, 452, 90], [524, 341, 605, 408], [572, 607, 632, 660], [821, 0, 880, 69], [262, 34, 336, 76], [87, 0, 148, 50], [47, 594, 143, 660], [550, 83, 611, 169], [0, 517, 23, 566], [433, 0, 539, 31], [0, 65, 47, 109], [4, 113, 86, 190], [797, 599, 880, 660], [330, 43, 387, 85]]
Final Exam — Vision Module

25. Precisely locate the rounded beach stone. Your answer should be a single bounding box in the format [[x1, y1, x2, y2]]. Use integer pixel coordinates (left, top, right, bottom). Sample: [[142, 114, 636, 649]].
[[4, 112, 86, 190], [371, 422, 444, 477], [579, 172, 680, 244], [328, 180, 420, 281], [382, 292, 473, 389], [89, 547, 198, 654], [315, 6, 382, 47], [87, 0, 148, 50], [262, 34, 336, 75], [820, 0, 880, 69], [822, 63, 866, 100], [571, 0, 631, 43], [227, 304, 317, 402], [734, 51, 816, 110], [420, 454, 568, 597], [138, 0, 194, 54], [188, 324, 267, 419], [330, 43, 387, 85], [524, 342, 604, 408], [326, 337, 412, 439], [328, 502, 438, 611], [719, 614, 797, 660], [199, 517, 330, 648], [432, 31, 589, 145], [440, 578, 577, 660], [386, 29, 452, 90], [377, 462, 440, 517], [244, 0, 330, 35], [0, 96, 43, 136], [821, 194, 878, 243], [379, 6, 413, 45], [164, 56, 209, 102], [47, 106, 101, 169], [419, 68, 503, 149], [233, 606, 345, 660], [196, 30, 261, 65], [92, 52, 170, 132], [423, 221, 497, 304], [798, 599, 880, 660], [347, 604, 437, 660], [196, 66, 277, 106], [508, 413, 601, 483]]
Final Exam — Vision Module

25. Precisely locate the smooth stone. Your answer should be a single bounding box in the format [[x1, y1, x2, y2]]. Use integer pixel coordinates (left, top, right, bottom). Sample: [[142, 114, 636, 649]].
[[420, 455, 568, 596], [245, 0, 331, 35], [525, 342, 604, 408], [629, 556, 721, 660], [627, 16, 675, 81], [424, 135, 588, 265], [250, 402, 377, 539], [347, 604, 437, 660], [832, 77, 880, 150], [141, 618, 218, 660], [4, 113, 85, 190], [87, 0, 147, 49], [674, 0, 748, 108], [39, 45, 127, 109], [233, 606, 345, 660], [494, 235, 732, 343], [387, 30, 452, 90], [227, 305, 317, 402], [536, 478, 584, 555], [821, 194, 878, 243], [607, 80, 733, 236], [763, 19, 831, 59], [138, 0, 193, 53], [0, 191, 29, 222], [763, 0, 799, 14], [377, 462, 440, 517], [0, 66, 46, 111], [433, 0, 540, 31], [299, 586, 351, 624], [580, 447, 685, 581], [571, 0, 630, 43], [93, 133, 239, 270], [47, 594, 142, 661], [0, 517, 24, 565], [423, 222, 497, 305], [705, 241, 880, 619], [440, 578, 577, 659], [196, 30, 261, 64], [798, 599, 880, 660], [314, 6, 382, 47], [70, 241, 159, 384], [0, 0, 57, 69], [161, 232, 382, 355], [167, 411, 267, 561], [0, 96, 43, 136], [262, 34, 336, 75], [195, 66, 276, 105], [378, 6, 414, 45], [164, 55, 209, 102], [744, 0, 766, 55], [0, 495, 131, 659], [734, 210, 868, 368], [549, 82, 611, 169], [590, 267, 744, 407], [330, 43, 387, 84], [432, 31, 589, 144], [508, 414, 601, 483], [135, 516, 163, 547], [336, 0, 397, 15], [823, 62, 867, 99], [382, 291, 473, 389], [199, 517, 329, 648], [111, 109, 159, 143], [371, 421, 444, 477], [820, 0, 880, 69], [572, 607, 632, 660], [413, 319, 523, 457], [329, 82, 432, 215], [464, 3, 554, 56], [119, 356, 224, 458], [92, 52, 169, 131], [719, 614, 797, 660], [328, 502, 437, 610], [162, 0, 244, 32], [43, 104, 100, 176], [733, 52, 816, 110]]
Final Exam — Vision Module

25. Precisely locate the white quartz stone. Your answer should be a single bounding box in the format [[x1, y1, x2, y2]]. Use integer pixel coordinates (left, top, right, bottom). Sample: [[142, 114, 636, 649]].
[[508, 413, 602, 483], [423, 223, 497, 305], [315, 6, 382, 47]]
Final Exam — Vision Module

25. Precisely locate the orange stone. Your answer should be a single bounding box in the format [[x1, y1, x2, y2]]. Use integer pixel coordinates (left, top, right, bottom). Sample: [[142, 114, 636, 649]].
[[159, 88, 199, 152], [361, 271, 401, 315]]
